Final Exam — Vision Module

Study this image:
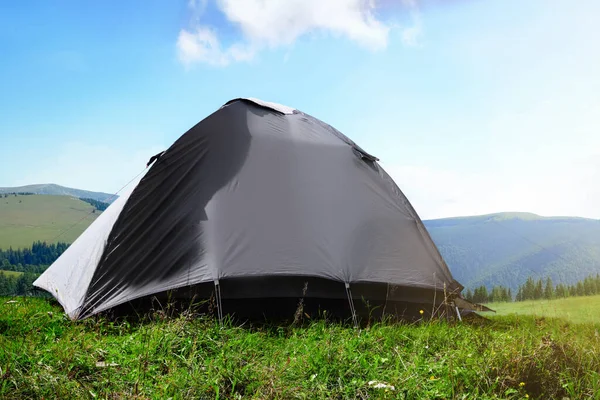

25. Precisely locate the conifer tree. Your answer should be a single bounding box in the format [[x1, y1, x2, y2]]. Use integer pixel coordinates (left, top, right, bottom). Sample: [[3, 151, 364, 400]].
[[524, 277, 535, 300], [544, 277, 554, 299], [534, 279, 543, 300], [465, 288, 473, 302]]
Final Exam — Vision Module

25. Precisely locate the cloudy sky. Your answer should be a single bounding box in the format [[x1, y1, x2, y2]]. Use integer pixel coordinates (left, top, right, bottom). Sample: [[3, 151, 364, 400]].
[[0, 0, 598, 219]]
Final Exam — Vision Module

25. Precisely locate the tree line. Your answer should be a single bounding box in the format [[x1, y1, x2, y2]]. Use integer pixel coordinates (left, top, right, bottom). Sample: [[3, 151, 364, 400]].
[[515, 275, 600, 301], [0, 241, 69, 269], [80, 197, 110, 211], [465, 273, 600, 303], [464, 285, 512, 303], [1, 192, 35, 197]]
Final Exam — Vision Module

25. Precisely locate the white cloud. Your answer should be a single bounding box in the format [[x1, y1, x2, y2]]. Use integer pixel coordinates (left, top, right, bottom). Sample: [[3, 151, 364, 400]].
[[218, 0, 389, 49], [177, 27, 256, 67], [177, 0, 395, 67], [177, 27, 235, 67]]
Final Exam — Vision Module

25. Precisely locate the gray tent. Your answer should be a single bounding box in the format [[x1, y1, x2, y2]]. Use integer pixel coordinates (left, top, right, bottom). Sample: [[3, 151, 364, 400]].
[[34, 98, 473, 321]]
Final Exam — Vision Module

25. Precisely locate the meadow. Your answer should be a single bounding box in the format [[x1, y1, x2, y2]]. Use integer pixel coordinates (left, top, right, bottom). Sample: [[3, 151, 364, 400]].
[[1, 297, 600, 399], [487, 294, 600, 325], [0, 195, 99, 249], [0, 270, 23, 278]]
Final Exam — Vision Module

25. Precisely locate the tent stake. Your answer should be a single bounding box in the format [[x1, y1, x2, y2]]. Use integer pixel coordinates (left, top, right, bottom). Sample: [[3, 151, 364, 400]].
[[345, 283, 358, 329], [214, 280, 223, 325], [455, 306, 462, 322]]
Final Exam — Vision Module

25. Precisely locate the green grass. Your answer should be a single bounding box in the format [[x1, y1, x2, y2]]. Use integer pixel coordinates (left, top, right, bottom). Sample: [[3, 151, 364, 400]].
[[1, 298, 599, 399], [486, 294, 600, 325], [0, 270, 23, 278], [0, 195, 99, 249]]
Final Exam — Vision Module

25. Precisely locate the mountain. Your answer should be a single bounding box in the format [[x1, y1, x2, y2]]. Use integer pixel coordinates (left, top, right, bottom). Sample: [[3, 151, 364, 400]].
[[0, 184, 115, 203], [424, 212, 600, 291]]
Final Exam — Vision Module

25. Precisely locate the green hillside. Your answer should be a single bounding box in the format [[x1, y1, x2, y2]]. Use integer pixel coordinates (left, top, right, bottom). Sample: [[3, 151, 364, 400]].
[[0, 194, 100, 249], [424, 212, 600, 291]]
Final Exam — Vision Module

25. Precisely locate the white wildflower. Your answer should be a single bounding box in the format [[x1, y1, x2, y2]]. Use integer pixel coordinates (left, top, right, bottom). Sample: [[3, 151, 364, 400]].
[[95, 362, 119, 367], [368, 380, 395, 390]]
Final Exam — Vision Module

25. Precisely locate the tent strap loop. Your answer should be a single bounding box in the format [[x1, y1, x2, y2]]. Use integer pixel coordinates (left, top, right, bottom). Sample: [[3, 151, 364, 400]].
[[345, 282, 358, 328]]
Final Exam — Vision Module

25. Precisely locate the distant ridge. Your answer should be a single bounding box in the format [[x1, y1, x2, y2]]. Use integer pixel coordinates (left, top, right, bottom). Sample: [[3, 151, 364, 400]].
[[0, 184, 116, 203], [424, 212, 593, 227], [423, 212, 600, 291]]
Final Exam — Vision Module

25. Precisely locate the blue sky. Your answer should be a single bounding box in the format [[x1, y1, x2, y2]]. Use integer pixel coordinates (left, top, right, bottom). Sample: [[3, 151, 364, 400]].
[[0, 0, 598, 219]]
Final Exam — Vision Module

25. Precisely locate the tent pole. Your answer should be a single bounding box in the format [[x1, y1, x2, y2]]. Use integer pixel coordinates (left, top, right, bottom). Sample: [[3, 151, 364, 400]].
[[214, 280, 223, 325], [345, 283, 358, 329]]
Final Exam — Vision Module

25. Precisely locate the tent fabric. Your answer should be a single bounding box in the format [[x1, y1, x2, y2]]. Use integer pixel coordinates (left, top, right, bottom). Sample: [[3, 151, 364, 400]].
[[34, 98, 464, 320]]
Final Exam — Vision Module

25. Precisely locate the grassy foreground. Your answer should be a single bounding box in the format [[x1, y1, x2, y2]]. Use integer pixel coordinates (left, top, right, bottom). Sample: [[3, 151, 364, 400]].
[[1, 298, 600, 399], [487, 294, 600, 325]]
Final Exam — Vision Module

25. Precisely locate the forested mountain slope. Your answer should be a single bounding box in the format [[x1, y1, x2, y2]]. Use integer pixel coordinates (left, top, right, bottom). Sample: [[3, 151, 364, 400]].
[[424, 213, 600, 291]]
